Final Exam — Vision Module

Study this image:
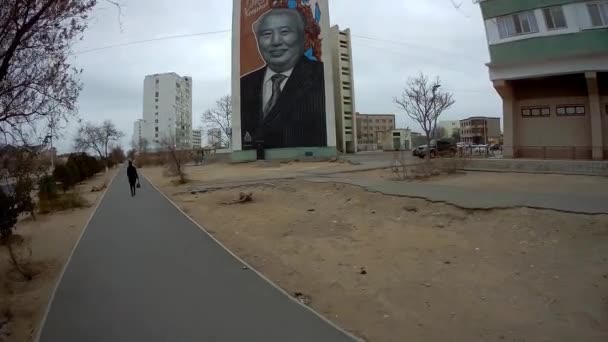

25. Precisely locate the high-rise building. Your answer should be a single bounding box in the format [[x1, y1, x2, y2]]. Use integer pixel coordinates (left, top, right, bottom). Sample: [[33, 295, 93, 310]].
[[330, 25, 357, 154], [355, 113, 396, 150], [192, 129, 202, 148], [133, 119, 144, 146], [480, 0, 608, 160], [142, 73, 192, 150]]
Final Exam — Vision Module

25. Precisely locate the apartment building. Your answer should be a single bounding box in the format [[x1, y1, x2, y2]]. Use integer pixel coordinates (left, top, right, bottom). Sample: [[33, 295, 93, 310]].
[[460, 116, 501, 144], [192, 129, 202, 148], [480, 0, 608, 160], [133, 119, 144, 145], [142, 73, 192, 149], [330, 25, 357, 154], [438, 120, 460, 138], [355, 113, 396, 150]]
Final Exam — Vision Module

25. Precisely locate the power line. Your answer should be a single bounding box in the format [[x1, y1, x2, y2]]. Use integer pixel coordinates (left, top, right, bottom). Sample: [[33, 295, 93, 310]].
[[73, 29, 231, 55]]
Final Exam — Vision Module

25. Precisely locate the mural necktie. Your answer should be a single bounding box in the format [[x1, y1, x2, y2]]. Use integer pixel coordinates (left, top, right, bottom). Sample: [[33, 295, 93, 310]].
[[264, 74, 287, 117]]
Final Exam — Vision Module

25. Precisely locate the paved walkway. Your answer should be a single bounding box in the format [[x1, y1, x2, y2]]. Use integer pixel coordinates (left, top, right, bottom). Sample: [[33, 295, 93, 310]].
[[305, 174, 608, 215], [38, 168, 357, 342]]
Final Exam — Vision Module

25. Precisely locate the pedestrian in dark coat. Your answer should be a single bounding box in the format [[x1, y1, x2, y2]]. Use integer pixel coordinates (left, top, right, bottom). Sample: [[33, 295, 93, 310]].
[[127, 160, 139, 197]]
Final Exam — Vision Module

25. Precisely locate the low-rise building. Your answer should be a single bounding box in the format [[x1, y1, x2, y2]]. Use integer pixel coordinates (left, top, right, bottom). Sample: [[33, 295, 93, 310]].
[[355, 113, 396, 150], [460, 116, 501, 144], [383, 129, 413, 151]]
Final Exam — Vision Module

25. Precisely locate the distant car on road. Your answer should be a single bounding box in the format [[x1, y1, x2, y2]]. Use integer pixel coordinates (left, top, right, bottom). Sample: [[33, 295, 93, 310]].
[[413, 139, 457, 159]]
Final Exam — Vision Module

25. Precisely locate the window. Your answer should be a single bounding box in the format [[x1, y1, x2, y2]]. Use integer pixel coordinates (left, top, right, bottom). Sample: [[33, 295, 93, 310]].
[[155, 119, 159, 123], [176, 82, 181, 88], [155, 134, 158, 138], [543, 6, 567, 29], [497, 11, 539, 38], [155, 105, 158, 109], [521, 106, 550, 117], [155, 127, 159, 132], [556, 105, 585, 116], [587, 2, 608, 27], [155, 79, 159, 84], [155, 99, 158, 102], [155, 112, 158, 116], [155, 91, 159, 97]]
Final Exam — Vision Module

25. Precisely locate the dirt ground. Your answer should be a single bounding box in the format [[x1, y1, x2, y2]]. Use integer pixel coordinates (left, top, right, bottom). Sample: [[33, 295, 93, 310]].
[[0, 170, 115, 342], [146, 167, 608, 342], [140, 161, 359, 188]]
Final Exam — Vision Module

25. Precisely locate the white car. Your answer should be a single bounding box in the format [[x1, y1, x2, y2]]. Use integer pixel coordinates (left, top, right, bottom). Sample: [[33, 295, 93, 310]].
[[472, 145, 489, 155]]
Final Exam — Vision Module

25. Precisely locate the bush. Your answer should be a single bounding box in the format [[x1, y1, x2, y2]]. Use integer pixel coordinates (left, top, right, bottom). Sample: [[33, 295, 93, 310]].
[[0, 188, 18, 239], [38, 175, 58, 201], [66, 153, 103, 182], [53, 164, 76, 192]]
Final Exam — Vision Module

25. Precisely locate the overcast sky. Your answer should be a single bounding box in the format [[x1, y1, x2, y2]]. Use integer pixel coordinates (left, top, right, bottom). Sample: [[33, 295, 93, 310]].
[[61, 0, 501, 152]]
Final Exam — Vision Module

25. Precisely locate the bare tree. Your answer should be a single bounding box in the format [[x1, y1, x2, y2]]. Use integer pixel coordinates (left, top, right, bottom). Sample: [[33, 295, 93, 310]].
[[202, 95, 232, 148], [74, 120, 124, 167], [0, 0, 100, 144], [160, 134, 189, 184], [394, 73, 455, 159]]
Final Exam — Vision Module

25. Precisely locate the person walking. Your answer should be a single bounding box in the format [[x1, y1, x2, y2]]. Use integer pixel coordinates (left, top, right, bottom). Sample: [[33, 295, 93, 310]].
[[127, 160, 139, 197]]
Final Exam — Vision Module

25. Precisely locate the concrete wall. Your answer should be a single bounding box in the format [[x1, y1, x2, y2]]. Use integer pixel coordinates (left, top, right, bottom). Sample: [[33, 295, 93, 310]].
[[510, 74, 594, 159]]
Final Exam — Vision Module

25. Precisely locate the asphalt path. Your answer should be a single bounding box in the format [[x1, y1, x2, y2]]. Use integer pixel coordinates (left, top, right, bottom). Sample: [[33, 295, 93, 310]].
[[38, 167, 357, 342]]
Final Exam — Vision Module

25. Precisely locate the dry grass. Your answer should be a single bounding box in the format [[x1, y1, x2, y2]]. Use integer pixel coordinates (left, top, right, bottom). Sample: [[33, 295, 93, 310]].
[[38, 192, 89, 214]]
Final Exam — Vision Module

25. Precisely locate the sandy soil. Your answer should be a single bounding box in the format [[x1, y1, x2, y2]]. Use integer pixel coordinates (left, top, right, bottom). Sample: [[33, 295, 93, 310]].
[[0, 170, 116, 342], [140, 161, 359, 188], [151, 176, 608, 342]]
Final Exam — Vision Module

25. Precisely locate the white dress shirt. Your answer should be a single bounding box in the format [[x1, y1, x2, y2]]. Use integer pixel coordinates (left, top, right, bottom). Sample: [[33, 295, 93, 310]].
[[262, 68, 293, 109]]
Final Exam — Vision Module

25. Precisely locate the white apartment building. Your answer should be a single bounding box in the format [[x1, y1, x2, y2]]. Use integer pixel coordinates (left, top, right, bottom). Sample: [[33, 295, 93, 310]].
[[142, 72, 192, 150], [192, 129, 202, 148], [330, 25, 357, 154], [438, 120, 460, 138], [133, 119, 144, 146]]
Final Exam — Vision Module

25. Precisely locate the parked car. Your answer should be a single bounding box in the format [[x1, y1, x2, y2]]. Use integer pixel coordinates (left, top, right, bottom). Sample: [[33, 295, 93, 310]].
[[413, 139, 457, 159], [472, 144, 489, 155], [489, 144, 501, 151]]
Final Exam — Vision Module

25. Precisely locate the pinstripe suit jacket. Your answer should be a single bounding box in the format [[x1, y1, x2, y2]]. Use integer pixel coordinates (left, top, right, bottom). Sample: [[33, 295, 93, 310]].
[[240, 56, 327, 150]]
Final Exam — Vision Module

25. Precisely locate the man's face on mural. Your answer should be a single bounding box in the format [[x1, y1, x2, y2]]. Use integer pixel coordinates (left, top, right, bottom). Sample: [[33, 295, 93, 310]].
[[255, 9, 305, 73]]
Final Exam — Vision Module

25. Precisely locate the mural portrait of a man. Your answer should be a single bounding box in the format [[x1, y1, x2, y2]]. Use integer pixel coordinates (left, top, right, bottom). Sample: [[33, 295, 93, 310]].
[[240, 5, 327, 150]]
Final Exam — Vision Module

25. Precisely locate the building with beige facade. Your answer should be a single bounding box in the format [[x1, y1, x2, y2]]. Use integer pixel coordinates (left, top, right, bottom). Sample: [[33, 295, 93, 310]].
[[480, 0, 608, 160], [460, 116, 501, 144], [330, 25, 357, 154], [355, 113, 396, 150]]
